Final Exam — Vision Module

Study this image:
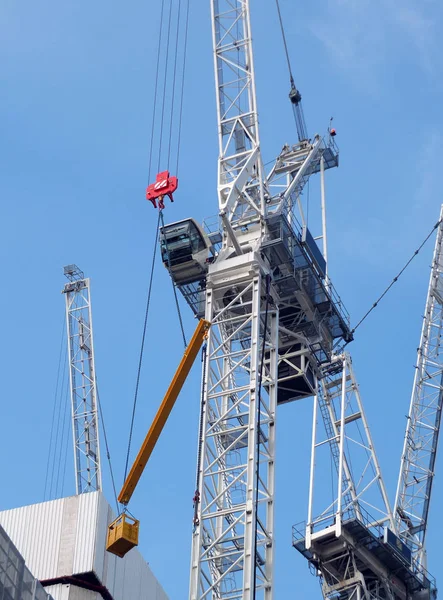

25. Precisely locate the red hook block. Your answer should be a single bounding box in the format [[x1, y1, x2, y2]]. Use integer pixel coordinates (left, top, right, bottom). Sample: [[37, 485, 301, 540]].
[[146, 171, 178, 209]]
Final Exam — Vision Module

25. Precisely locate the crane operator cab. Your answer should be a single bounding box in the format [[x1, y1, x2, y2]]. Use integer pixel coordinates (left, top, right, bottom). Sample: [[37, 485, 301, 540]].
[[160, 218, 213, 285]]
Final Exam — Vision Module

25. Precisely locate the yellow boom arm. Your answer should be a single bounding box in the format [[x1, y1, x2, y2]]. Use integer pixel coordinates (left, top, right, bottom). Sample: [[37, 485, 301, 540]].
[[118, 319, 210, 505]]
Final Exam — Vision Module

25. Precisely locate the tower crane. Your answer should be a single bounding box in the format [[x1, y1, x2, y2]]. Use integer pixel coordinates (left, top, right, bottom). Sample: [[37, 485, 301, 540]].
[[395, 207, 443, 577], [158, 1, 351, 598], [62, 264, 101, 494], [95, 0, 439, 597], [156, 3, 439, 600], [291, 216, 442, 600]]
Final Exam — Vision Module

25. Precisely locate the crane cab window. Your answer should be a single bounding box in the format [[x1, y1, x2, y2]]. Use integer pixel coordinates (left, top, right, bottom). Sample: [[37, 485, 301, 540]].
[[161, 220, 207, 266]]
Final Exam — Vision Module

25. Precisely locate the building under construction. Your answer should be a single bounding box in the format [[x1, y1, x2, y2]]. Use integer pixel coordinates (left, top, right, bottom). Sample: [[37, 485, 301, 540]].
[[1, 1, 441, 600]]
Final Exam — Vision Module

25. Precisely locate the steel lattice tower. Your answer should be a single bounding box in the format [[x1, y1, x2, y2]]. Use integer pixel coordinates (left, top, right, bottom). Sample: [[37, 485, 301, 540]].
[[155, 0, 438, 596], [63, 264, 101, 494], [395, 206, 443, 573], [182, 2, 349, 597]]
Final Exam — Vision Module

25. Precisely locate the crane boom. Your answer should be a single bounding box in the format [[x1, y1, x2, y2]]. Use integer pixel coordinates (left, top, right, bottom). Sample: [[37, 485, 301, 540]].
[[107, 319, 210, 558], [118, 319, 211, 505], [395, 206, 443, 570]]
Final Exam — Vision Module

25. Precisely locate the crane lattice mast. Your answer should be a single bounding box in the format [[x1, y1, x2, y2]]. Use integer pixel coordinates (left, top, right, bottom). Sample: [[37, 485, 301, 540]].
[[156, 0, 439, 595], [395, 206, 443, 573], [63, 264, 101, 494], [185, 1, 349, 598]]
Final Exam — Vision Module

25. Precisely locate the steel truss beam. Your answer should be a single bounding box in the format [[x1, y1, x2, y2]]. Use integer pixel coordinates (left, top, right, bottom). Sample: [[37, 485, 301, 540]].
[[63, 265, 101, 494], [395, 206, 443, 569], [304, 354, 395, 600], [190, 262, 278, 600], [308, 354, 394, 539], [212, 0, 265, 226]]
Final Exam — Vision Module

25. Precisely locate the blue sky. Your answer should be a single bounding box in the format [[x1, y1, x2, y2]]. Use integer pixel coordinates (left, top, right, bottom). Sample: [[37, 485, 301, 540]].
[[1, 0, 443, 597]]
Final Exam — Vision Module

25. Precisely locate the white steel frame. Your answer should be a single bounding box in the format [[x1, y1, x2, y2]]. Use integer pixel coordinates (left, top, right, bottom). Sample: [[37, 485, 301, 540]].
[[212, 0, 265, 229], [395, 206, 443, 569], [307, 354, 394, 544], [190, 262, 278, 600], [305, 354, 395, 600], [63, 267, 101, 494]]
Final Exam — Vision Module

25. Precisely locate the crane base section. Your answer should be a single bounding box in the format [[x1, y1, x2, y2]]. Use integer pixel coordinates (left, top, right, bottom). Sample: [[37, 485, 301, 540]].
[[293, 518, 436, 600], [106, 514, 139, 558]]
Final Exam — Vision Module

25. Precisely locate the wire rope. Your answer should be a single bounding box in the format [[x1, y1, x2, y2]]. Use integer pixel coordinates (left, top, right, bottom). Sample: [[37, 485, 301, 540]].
[[274, 0, 308, 140], [123, 211, 162, 484], [44, 316, 66, 500], [158, 0, 174, 172], [159, 210, 188, 347], [49, 345, 68, 499], [56, 380, 70, 498], [120, 0, 191, 503], [175, 0, 191, 175], [349, 218, 442, 338], [97, 381, 120, 514], [167, 0, 183, 168], [147, 0, 167, 182], [274, 0, 294, 83]]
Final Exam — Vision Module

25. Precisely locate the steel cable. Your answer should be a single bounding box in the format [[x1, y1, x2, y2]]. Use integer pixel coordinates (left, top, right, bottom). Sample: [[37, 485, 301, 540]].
[[159, 210, 188, 347], [49, 345, 68, 499], [44, 316, 66, 500], [158, 0, 174, 172], [123, 211, 162, 484], [175, 0, 191, 175], [167, 0, 183, 168], [349, 219, 442, 338], [97, 381, 120, 514], [147, 0, 167, 182]]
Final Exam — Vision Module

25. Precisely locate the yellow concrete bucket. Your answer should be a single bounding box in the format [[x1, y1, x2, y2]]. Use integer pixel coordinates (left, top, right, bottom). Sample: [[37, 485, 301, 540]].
[[106, 513, 140, 558]]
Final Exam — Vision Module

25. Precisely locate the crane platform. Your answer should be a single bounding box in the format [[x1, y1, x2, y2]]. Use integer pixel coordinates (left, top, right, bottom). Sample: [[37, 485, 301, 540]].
[[293, 515, 436, 600], [163, 201, 352, 405]]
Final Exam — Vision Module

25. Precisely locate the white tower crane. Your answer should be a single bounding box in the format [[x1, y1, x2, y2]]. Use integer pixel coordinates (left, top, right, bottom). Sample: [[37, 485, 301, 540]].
[[159, 1, 350, 598], [292, 238, 441, 597], [395, 207, 443, 578], [62, 264, 101, 494]]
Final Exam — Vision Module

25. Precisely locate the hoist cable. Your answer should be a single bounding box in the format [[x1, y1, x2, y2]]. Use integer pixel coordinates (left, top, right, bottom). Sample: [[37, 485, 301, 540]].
[[147, 0, 167, 181], [160, 209, 188, 347], [252, 274, 272, 599], [97, 381, 120, 514], [167, 0, 183, 168], [175, 0, 191, 175], [349, 219, 442, 338], [274, 0, 294, 84], [158, 0, 174, 172], [274, 0, 308, 141], [123, 211, 162, 484]]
